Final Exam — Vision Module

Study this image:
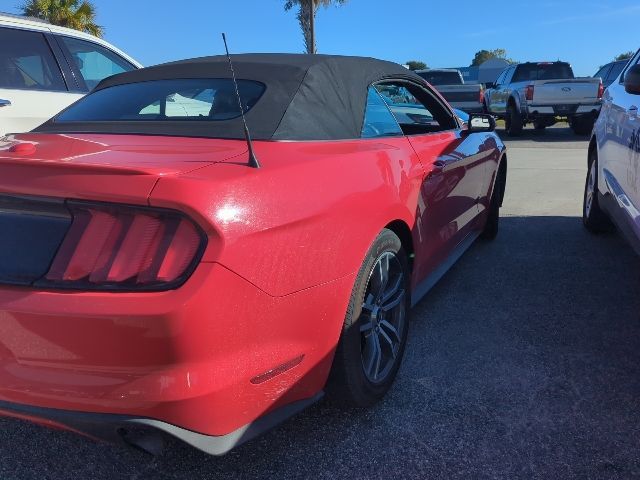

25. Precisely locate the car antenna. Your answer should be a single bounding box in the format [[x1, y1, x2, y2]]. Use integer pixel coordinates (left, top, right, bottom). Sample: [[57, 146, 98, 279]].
[[221, 33, 260, 169]]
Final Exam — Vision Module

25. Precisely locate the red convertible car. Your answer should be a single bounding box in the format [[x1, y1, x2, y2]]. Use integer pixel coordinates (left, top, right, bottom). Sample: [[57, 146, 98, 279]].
[[0, 54, 506, 455]]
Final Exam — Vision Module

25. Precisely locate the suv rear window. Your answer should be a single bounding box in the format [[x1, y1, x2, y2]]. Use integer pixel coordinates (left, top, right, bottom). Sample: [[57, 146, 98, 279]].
[[55, 79, 265, 122], [512, 63, 574, 82], [417, 71, 462, 85]]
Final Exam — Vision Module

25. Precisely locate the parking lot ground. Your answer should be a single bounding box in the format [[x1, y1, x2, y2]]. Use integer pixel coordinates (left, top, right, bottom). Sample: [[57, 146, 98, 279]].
[[2, 127, 640, 479]]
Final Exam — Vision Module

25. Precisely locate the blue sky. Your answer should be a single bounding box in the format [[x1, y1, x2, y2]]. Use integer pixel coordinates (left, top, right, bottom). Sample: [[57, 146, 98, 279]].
[[2, 0, 638, 76]]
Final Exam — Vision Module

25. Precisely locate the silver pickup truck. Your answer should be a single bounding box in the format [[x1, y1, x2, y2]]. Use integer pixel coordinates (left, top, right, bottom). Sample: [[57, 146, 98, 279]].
[[416, 69, 485, 114], [485, 62, 603, 136]]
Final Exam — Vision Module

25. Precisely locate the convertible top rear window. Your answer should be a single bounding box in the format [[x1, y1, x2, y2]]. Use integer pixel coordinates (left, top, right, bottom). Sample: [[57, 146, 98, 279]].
[[55, 79, 265, 122]]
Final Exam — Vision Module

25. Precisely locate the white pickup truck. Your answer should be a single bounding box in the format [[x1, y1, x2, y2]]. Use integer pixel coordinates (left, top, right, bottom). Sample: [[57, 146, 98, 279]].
[[416, 69, 485, 114], [484, 61, 603, 136]]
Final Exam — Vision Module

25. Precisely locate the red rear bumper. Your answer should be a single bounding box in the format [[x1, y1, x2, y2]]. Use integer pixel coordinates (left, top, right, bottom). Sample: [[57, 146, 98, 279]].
[[0, 261, 353, 440]]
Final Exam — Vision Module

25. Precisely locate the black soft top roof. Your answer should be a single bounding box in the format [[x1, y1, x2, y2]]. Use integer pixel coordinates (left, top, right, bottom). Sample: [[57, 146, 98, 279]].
[[36, 54, 424, 141]]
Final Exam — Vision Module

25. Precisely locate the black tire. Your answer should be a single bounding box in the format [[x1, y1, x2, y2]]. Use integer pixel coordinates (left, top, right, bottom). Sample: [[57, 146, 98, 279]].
[[571, 117, 594, 136], [533, 120, 546, 131], [505, 103, 523, 136], [481, 167, 503, 240], [327, 229, 410, 408], [583, 148, 613, 233]]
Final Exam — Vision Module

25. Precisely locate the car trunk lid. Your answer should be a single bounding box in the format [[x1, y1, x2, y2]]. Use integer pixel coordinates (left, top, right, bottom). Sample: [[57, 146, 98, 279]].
[[0, 133, 248, 202]]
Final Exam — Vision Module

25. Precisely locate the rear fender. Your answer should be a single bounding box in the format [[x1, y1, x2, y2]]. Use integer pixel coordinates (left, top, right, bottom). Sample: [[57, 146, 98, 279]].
[[148, 138, 424, 298]]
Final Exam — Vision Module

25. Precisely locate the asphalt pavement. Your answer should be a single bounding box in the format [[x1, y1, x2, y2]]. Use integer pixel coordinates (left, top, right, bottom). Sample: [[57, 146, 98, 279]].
[[2, 126, 640, 479]]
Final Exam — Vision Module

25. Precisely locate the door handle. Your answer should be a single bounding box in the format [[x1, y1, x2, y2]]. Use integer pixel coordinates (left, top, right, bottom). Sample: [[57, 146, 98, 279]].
[[0, 99, 11, 108], [428, 160, 446, 177], [433, 160, 446, 170]]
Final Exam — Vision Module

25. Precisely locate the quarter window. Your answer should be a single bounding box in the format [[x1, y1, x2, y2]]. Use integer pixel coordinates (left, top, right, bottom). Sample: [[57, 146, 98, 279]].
[[503, 66, 516, 84], [593, 65, 611, 81], [0, 27, 66, 91], [361, 87, 403, 138], [607, 62, 626, 84], [620, 50, 640, 84], [59, 36, 135, 90]]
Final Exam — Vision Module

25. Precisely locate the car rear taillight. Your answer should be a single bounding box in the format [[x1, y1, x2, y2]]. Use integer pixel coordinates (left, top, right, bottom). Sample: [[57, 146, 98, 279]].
[[598, 81, 604, 99], [526, 84, 534, 101], [40, 202, 206, 291], [479, 88, 485, 105]]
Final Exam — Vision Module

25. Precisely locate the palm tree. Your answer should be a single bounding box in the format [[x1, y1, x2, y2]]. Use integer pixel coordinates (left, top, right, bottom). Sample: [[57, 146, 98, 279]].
[[22, 0, 103, 37], [284, 0, 348, 54]]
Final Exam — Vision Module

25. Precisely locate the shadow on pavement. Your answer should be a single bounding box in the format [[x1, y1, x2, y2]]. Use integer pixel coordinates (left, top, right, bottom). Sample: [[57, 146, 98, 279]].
[[1, 216, 639, 479]]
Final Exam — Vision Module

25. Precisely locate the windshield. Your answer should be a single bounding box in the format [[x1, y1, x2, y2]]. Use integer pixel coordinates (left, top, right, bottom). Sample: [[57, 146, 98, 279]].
[[417, 71, 463, 85], [512, 63, 574, 82], [55, 79, 266, 122]]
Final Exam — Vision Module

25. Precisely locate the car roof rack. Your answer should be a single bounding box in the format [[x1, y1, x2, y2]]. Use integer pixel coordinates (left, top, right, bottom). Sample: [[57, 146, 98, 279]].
[[0, 11, 50, 24]]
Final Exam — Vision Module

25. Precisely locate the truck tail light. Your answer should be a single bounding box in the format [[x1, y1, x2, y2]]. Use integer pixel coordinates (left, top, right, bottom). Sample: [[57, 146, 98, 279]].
[[526, 84, 534, 101], [40, 202, 206, 291], [598, 81, 604, 99]]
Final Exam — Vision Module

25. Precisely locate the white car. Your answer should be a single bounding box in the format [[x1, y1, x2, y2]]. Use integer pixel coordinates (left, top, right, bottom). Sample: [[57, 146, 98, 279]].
[[0, 12, 141, 135], [583, 48, 640, 254]]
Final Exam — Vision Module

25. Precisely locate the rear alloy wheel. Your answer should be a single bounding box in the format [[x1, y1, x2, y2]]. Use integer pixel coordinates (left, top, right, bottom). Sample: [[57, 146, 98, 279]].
[[328, 229, 410, 407], [505, 104, 523, 136], [583, 149, 613, 233]]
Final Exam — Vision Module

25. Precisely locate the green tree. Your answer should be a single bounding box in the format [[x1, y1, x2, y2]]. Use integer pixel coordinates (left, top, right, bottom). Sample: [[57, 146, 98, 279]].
[[22, 0, 103, 37], [615, 51, 634, 61], [471, 49, 514, 66], [284, 0, 348, 54], [406, 60, 427, 71]]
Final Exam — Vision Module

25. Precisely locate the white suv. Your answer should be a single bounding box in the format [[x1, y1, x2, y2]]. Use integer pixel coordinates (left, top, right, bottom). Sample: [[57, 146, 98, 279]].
[[0, 12, 141, 135], [583, 48, 640, 253]]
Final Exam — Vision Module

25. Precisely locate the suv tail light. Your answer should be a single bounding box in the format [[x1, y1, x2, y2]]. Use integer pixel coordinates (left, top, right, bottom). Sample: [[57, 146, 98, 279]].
[[598, 81, 604, 99], [39, 201, 206, 291], [479, 88, 485, 105], [526, 84, 534, 101]]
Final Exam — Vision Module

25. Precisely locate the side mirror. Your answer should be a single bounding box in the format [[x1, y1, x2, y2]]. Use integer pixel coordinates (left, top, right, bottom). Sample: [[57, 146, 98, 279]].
[[624, 65, 640, 95], [466, 113, 496, 133], [485, 82, 496, 90]]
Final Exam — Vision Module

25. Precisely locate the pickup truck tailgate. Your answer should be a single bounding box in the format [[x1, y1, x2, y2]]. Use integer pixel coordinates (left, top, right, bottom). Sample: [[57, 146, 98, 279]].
[[531, 79, 600, 105], [435, 85, 481, 103]]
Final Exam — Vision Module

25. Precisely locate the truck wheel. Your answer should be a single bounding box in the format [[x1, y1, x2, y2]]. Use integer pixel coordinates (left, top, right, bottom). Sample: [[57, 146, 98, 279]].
[[505, 104, 523, 136], [533, 120, 546, 131], [571, 116, 594, 136]]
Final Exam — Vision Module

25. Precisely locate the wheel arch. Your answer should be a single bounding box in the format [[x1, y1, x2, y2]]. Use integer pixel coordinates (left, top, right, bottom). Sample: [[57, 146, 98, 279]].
[[507, 94, 520, 111], [384, 220, 414, 272], [588, 135, 598, 166], [497, 153, 507, 206]]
